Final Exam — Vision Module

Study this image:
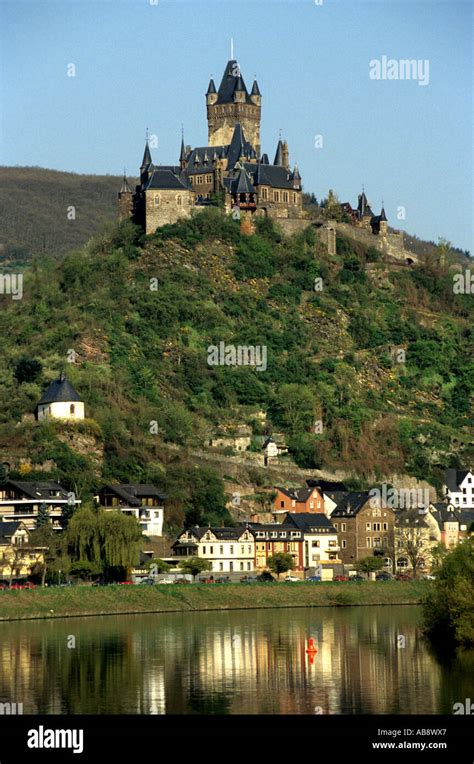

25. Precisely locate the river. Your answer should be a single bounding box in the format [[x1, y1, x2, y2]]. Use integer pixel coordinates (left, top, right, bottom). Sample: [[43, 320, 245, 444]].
[[0, 605, 472, 714]]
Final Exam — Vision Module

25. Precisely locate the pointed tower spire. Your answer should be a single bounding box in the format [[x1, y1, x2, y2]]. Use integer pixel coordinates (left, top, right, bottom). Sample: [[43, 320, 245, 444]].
[[273, 138, 284, 166]]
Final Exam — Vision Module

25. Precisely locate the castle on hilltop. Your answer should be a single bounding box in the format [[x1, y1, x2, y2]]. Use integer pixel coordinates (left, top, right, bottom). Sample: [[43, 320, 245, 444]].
[[118, 59, 303, 233]]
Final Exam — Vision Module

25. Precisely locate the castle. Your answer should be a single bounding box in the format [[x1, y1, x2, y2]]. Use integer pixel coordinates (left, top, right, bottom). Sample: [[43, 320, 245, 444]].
[[118, 59, 303, 233]]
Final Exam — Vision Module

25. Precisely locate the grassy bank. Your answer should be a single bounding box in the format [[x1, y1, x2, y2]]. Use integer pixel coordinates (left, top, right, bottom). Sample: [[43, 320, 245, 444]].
[[0, 581, 430, 621]]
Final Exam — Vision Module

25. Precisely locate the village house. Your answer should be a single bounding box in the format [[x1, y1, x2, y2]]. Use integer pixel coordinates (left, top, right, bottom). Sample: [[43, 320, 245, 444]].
[[262, 435, 288, 466], [443, 468, 474, 509], [284, 513, 341, 571], [96, 484, 165, 537], [305, 479, 349, 517], [0, 480, 81, 531], [248, 522, 304, 575], [272, 484, 325, 520], [429, 502, 474, 549], [172, 525, 255, 573], [34, 371, 85, 421], [0, 521, 45, 584], [394, 508, 439, 574], [331, 491, 395, 567]]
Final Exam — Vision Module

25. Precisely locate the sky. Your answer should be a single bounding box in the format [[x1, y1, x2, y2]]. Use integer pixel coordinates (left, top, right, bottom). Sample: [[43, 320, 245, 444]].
[[0, 0, 472, 252]]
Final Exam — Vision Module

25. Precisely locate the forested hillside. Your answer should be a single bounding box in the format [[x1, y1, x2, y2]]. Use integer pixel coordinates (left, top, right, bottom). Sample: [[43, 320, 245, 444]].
[[0, 167, 131, 263], [0, 210, 472, 529]]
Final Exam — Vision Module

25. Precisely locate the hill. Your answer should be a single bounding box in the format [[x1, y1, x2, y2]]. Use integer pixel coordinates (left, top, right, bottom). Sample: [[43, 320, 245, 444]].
[[0, 209, 472, 531], [0, 166, 135, 264]]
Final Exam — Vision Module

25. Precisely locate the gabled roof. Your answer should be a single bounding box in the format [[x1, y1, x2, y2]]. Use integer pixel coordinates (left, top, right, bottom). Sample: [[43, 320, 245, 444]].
[[285, 513, 335, 532], [249, 162, 295, 189], [99, 484, 166, 507], [215, 60, 253, 105], [2, 480, 69, 501], [445, 468, 470, 492], [175, 525, 251, 543], [331, 491, 371, 517], [396, 509, 431, 529], [0, 521, 26, 544], [37, 373, 82, 406], [231, 167, 255, 194], [226, 123, 255, 170]]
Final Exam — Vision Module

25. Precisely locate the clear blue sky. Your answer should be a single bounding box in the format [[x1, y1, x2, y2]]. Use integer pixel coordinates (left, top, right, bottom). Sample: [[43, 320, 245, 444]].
[[1, 0, 472, 252]]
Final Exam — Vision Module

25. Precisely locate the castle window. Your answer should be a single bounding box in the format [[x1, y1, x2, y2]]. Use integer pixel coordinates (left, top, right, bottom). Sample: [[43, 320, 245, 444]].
[[293, 193, 297, 204], [283, 191, 289, 203], [70, 404, 75, 416], [206, 175, 212, 183], [273, 191, 280, 202], [154, 194, 160, 206], [261, 187, 268, 201], [176, 195, 182, 206], [196, 176, 203, 184]]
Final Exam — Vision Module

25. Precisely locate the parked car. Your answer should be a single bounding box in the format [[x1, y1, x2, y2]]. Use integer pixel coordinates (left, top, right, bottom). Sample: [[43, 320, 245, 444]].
[[118, 581, 134, 585], [173, 578, 191, 584], [395, 573, 411, 581], [0, 583, 8, 590], [22, 581, 36, 589], [420, 574, 436, 580], [306, 576, 321, 582], [139, 578, 155, 585], [156, 578, 174, 585], [239, 575, 257, 583], [283, 575, 300, 582], [215, 576, 231, 584], [256, 571, 275, 582], [375, 572, 392, 581], [334, 575, 349, 582], [349, 575, 365, 582]]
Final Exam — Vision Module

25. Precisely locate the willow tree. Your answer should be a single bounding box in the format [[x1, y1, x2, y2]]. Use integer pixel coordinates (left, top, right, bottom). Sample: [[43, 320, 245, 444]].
[[97, 511, 142, 574], [67, 507, 101, 567]]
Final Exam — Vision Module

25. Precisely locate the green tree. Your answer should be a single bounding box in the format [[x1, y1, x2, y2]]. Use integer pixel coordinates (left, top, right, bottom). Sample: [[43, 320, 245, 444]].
[[423, 538, 474, 646], [179, 556, 210, 580], [36, 502, 50, 528], [14, 356, 42, 384], [267, 552, 294, 579], [272, 384, 317, 434], [356, 556, 384, 578], [147, 558, 171, 574], [323, 189, 342, 221]]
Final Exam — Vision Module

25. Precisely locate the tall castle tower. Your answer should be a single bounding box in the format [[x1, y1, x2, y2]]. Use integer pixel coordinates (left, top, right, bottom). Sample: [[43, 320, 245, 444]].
[[206, 60, 261, 156]]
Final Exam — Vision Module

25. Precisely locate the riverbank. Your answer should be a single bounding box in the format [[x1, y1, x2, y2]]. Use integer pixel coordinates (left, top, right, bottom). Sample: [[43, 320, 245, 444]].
[[0, 581, 430, 621]]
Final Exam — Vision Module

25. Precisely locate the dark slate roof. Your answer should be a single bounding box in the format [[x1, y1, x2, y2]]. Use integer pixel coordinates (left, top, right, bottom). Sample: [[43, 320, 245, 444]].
[[248, 162, 295, 189], [331, 491, 371, 517], [458, 510, 474, 527], [141, 142, 152, 168], [285, 513, 336, 532], [216, 60, 253, 104], [231, 167, 255, 194], [357, 191, 373, 218], [179, 137, 186, 162], [146, 168, 192, 191], [37, 374, 82, 406], [176, 525, 251, 542], [226, 123, 255, 170], [0, 521, 23, 545], [119, 175, 132, 193], [185, 144, 227, 174], [206, 78, 217, 95], [445, 468, 470, 492], [273, 139, 284, 166], [396, 509, 431, 528], [251, 79, 261, 96], [3, 480, 69, 500], [306, 479, 348, 492], [247, 522, 303, 537], [380, 206, 387, 221], [260, 153, 269, 164], [101, 484, 166, 507]]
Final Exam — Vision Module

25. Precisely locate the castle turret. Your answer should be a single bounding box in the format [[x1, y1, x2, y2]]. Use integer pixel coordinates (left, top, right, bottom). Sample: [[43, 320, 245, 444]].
[[273, 139, 284, 166], [118, 173, 134, 221], [179, 132, 187, 169], [292, 164, 301, 190], [140, 140, 152, 187], [250, 79, 261, 106], [379, 203, 388, 235], [282, 140, 289, 170], [206, 77, 217, 105]]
